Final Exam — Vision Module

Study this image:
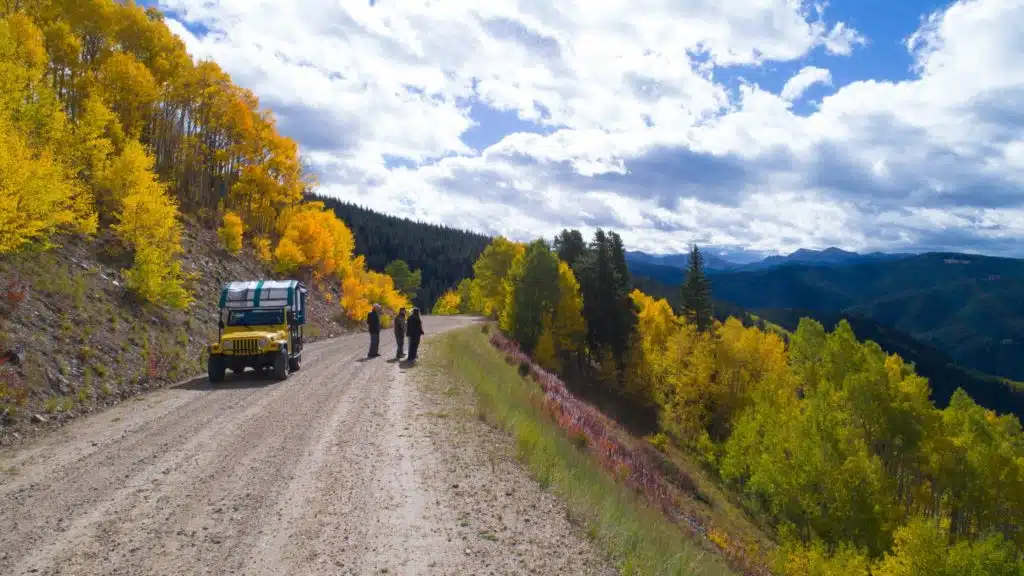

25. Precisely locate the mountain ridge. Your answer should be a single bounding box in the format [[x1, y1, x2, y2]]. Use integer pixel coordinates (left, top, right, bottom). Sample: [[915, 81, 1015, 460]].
[[703, 252, 1024, 382], [626, 245, 917, 272]]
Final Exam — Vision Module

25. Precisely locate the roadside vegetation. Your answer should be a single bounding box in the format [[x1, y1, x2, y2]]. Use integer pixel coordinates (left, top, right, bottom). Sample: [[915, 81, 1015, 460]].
[[436, 326, 736, 576], [443, 232, 1024, 574]]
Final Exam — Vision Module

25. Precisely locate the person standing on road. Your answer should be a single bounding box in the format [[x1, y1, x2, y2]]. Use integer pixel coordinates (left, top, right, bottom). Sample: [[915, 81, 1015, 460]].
[[407, 308, 425, 362], [367, 303, 382, 358], [393, 307, 407, 359]]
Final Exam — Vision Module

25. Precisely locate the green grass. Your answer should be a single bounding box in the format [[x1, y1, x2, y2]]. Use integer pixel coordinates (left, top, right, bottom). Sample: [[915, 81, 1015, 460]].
[[44, 395, 75, 414], [432, 327, 734, 576]]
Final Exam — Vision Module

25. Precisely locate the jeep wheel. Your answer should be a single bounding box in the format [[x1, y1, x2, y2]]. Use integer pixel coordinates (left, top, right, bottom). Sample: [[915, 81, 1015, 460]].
[[273, 351, 290, 381], [288, 354, 301, 372], [208, 355, 226, 383]]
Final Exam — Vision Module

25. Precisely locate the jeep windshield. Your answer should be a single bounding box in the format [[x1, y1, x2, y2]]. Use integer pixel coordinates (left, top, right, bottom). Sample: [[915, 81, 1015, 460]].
[[227, 309, 284, 327]]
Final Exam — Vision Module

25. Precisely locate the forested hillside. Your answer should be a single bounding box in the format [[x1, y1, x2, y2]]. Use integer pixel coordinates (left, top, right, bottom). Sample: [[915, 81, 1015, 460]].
[[751, 308, 1024, 417], [703, 253, 1024, 381], [633, 269, 1024, 421], [0, 1, 410, 432], [312, 196, 491, 310], [438, 232, 1024, 574]]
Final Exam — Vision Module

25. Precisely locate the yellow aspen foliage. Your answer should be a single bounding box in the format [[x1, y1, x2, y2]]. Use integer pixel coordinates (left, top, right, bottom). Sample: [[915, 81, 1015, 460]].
[[630, 289, 678, 353], [473, 236, 525, 320], [655, 318, 717, 442], [272, 236, 305, 275], [431, 290, 461, 315], [252, 235, 273, 264], [498, 248, 526, 336], [0, 14, 68, 149], [108, 141, 190, 308], [273, 205, 354, 280], [217, 210, 244, 254], [340, 275, 369, 321], [0, 116, 96, 252], [113, 182, 190, 305], [68, 95, 122, 182], [42, 20, 82, 96], [456, 277, 482, 314], [122, 244, 190, 309], [534, 315, 560, 373], [774, 540, 871, 576], [625, 289, 679, 405], [96, 139, 161, 217], [95, 51, 158, 138], [0, 14, 47, 113], [872, 518, 950, 576], [359, 269, 408, 316], [710, 317, 790, 439], [551, 261, 586, 354], [1, 1, 316, 269], [4, 13, 47, 74]]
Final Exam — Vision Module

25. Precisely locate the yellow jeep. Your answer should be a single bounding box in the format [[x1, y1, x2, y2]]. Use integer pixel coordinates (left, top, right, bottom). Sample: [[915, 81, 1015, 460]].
[[207, 280, 307, 382]]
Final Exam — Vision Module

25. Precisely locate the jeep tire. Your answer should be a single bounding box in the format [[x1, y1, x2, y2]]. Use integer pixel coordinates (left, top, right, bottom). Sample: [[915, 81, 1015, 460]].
[[208, 355, 226, 383], [273, 350, 290, 381]]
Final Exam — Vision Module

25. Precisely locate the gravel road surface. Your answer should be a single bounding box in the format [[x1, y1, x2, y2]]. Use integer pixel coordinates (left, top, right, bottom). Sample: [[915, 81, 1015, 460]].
[[0, 315, 612, 575]]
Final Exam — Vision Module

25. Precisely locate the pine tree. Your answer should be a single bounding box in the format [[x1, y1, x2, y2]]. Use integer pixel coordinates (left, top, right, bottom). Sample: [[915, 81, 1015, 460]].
[[573, 229, 636, 376], [680, 243, 713, 332], [553, 229, 586, 268], [607, 231, 637, 365]]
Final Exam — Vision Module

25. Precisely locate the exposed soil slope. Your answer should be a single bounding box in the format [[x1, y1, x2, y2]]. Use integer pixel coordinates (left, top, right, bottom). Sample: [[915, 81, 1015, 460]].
[[0, 220, 347, 445]]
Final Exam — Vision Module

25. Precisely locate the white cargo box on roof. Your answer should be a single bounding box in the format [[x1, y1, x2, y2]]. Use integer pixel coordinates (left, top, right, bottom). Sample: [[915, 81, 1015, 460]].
[[219, 280, 304, 311]]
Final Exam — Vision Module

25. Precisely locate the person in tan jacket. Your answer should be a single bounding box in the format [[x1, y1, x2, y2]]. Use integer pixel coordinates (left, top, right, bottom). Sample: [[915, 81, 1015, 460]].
[[393, 308, 407, 359]]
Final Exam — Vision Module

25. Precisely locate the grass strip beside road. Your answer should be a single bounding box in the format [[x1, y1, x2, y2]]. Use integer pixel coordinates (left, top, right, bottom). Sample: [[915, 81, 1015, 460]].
[[433, 326, 734, 576]]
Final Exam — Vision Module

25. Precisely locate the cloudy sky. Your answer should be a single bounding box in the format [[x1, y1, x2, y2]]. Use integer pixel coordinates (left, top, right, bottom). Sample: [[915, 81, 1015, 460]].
[[150, 0, 1024, 259]]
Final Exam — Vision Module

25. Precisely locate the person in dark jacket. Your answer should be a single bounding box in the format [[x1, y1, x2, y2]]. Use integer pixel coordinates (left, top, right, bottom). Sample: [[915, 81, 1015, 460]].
[[407, 308, 425, 362], [393, 308, 407, 359], [367, 303, 382, 358]]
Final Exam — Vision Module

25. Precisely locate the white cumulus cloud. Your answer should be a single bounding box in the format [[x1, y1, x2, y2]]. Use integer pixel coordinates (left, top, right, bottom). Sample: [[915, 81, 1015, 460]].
[[781, 66, 833, 101], [157, 0, 1024, 257]]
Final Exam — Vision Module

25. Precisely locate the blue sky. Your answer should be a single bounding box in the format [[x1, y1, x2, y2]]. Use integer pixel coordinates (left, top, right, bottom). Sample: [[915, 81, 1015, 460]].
[[156, 0, 1024, 257]]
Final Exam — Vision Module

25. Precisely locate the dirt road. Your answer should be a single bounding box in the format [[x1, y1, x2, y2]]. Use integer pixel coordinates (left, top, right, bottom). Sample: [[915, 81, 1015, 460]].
[[0, 315, 612, 575]]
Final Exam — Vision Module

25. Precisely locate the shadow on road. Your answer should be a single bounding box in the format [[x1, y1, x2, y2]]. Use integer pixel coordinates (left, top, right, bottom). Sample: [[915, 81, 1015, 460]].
[[177, 371, 279, 391]]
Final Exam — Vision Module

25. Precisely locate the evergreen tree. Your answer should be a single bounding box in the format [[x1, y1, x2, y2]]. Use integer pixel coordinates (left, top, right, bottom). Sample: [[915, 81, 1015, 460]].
[[680, 243, 713, 332], [553, 229, 586, 268], [573, 229, 636, 371], [607, 231, 637, 365], [608, 231, 630, 292]]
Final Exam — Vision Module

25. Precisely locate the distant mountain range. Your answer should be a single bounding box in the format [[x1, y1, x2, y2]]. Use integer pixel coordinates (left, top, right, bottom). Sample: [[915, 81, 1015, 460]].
[[625, 246, 910, 273], [625, 250, 739, 271], [736, 247, 910, 271]]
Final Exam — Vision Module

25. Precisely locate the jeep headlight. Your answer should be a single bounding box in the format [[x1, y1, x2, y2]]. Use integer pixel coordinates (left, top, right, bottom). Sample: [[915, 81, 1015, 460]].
[[258, 337, 270, 350], [222, 340, 234, 350]]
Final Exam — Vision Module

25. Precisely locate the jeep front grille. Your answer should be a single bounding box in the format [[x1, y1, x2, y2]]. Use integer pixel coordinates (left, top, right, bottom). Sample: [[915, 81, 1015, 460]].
[[232, 338, 260, 355]]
